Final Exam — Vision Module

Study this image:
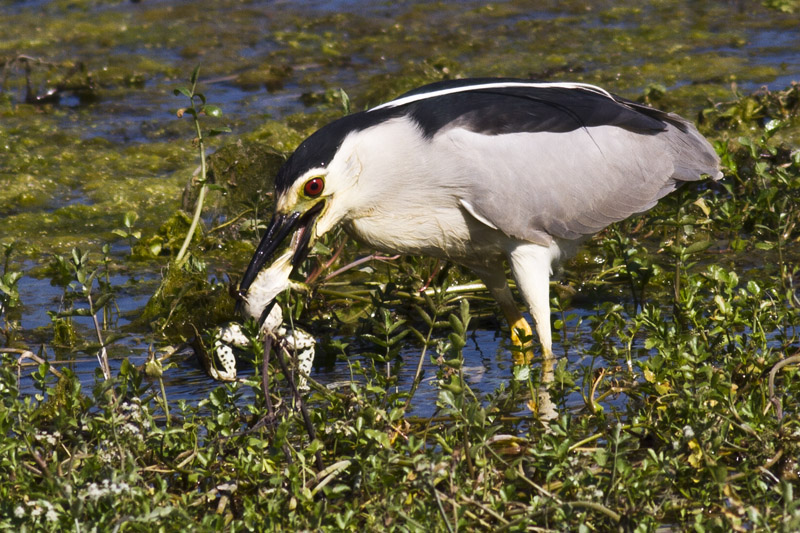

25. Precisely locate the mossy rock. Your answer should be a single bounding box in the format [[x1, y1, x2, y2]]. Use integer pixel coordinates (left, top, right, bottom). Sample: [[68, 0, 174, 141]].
[[137, 263, 236, 342]]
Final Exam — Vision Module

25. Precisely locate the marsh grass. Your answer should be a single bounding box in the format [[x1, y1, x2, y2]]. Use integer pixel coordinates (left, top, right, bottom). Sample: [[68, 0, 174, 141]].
[[0, 10, 800, 520], [1, 80, 798, 531]]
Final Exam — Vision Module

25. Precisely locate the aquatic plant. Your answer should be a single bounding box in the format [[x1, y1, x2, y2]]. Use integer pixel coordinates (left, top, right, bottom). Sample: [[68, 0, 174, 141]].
[[1, 1, 799, 529]]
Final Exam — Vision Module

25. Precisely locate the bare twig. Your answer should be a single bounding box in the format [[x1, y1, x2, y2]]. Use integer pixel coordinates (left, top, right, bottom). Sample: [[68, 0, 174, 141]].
[[304, 239, 346, 286], [587, 368, 606, 413], [565, 500, 622, 523], [419, 259, 443, 293], [322, 253, 400, 282], [768, 353, 800, 421], [4, 347, 64, 388], [308, 459, 351, 497], [432, 486, 455, 533], [208, 208, 254, 234]]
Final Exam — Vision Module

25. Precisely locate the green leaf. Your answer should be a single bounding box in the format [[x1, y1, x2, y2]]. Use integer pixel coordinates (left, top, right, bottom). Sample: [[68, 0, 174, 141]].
[[415, 306, 432, 326], [764, 118, 783, 135], [362, 333, 387, 348], [338, 88, 351, 114], [407, 326, 427, 344], [174, 87, 192, 98], [442, 357, 462, 369], [58, 308, 92, 317], [746, 280, 762, 296], [448, 332, 465, 350], [92, 293, 114, 311], [307, 439, 325, 454], [448, 314, 464, 335], [124, 210, 139, 227], [207, 127, 232, 137], [190, 65, 200, 86], [438, 389, 457, 408], [714, 294, 729, 315], [364, 429, 391, 448], [389, 329, 410, 346], [684, 240, 712, 255], [202, 105, 222, 117], [512, 365, 530, 381]]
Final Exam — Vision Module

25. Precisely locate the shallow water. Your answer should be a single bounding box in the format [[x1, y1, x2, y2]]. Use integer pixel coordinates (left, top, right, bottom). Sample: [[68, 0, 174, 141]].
[[2, 0, 799, 413]]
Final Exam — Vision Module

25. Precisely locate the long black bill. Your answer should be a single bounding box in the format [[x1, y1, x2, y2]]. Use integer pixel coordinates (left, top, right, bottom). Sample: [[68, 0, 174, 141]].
[[236, 212, 302, 299], [236, 201, 326, 302]]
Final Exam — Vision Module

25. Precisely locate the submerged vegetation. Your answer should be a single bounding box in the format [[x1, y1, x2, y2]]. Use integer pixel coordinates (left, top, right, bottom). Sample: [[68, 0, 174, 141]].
[[1, 0, 799, 531]]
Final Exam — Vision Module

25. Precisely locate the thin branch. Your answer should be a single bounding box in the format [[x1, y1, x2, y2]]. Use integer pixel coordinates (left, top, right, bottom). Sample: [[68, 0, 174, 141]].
[[5, 348, 64, 389], [768, 353, 800, 421], [323, 253, 400, 282]]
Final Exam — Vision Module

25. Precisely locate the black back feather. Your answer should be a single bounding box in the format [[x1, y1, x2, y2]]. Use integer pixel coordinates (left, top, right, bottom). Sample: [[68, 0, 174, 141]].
[[275, 79, 675, 194]]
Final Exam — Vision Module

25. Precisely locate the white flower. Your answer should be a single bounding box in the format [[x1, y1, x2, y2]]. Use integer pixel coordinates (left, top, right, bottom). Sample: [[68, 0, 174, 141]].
[[86, 482, 104, 501], [682, 425, 695, 439], [14, 506, 24, 518], [121, 422, 141, 438], [34, 431, 60, 446], [121, 400, 143, 422], [110, 481, 130, 495]]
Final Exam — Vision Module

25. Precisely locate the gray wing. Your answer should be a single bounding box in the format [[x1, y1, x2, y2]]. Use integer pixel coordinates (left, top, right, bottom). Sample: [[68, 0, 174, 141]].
[[441, 113, 721, 245]]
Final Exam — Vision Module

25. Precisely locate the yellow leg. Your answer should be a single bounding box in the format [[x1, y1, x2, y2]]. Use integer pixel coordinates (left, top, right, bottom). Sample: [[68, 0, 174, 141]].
[[502, 303, 535, 365], [507, 243, 556, 364], [476, 267, 537, 365]]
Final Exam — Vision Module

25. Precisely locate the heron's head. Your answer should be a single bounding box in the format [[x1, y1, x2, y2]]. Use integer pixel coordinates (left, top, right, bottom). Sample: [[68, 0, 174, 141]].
[[236, 111, 388, 319]]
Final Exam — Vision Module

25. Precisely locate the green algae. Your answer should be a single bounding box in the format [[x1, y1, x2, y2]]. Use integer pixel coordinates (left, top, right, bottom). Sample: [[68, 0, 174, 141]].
[[137, 259, 234, 342], [0, 0, 798, 340], [1, 1, 795, 250], [0, 117, 190, 254], [202, 138, 284, 216], [130, 210, 199, 261]]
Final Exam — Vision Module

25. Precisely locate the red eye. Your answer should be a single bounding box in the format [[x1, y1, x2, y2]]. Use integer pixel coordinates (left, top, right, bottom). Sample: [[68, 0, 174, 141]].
[[304, 177, 324, 197]]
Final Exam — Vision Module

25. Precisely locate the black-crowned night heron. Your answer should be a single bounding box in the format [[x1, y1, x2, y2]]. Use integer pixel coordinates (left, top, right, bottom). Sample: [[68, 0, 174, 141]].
[[236, 78, 722, 362]]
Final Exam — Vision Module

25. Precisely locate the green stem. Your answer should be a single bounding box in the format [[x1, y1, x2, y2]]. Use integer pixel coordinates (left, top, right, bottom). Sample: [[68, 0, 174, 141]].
[[159, 376, 170, 427], [404, 316, 436, 410], [175, 97, 208, 267], [87, 293, 111, 381]]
